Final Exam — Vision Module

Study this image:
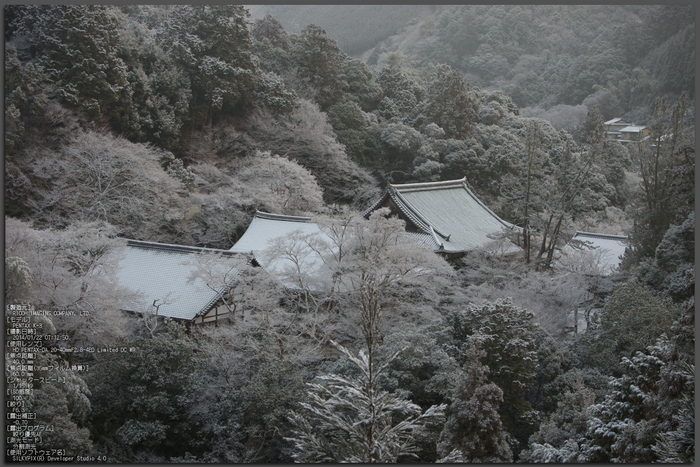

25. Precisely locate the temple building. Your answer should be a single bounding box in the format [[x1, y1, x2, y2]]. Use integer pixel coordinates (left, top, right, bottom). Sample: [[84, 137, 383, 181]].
[[363, 178, 521, 258], [110, 239, 250, 325]]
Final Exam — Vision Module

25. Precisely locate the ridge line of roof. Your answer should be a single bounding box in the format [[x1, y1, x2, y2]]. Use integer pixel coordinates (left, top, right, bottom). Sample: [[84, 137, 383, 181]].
[[574, 232, 629, 240], [125, 239, 243, 256], [388, 178, 516, 230], [391, 177, 467, 192], [254, 210, 313, 223], [359, 187, 434, 233]]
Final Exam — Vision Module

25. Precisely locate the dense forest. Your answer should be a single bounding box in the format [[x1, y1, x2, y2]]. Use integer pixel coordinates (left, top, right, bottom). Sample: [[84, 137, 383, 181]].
[[4, 5, 695, 463], [252, 4, 695, 128]]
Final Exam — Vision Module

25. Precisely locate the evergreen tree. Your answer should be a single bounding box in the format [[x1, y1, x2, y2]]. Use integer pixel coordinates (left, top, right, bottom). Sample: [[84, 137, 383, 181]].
[[292, 24, 347, 110], [251, 14, 291, 50], [250, 14, 294, 76], [87, 324, 206, 462], [375, 326, 461, 412], [286, 341, 446, 463], [112, 14, 192, 150], [437, 338, 513, 462], [12, 5, 130, 119], [519, 377, 595, 463], [580, 334, 694, 463], [653, 373, 695, 463], [423, 64, 478, 139], [376, 57, 424, 125], [4, 45, 47, 155], [159, 5, 259, 128], [637, 212, 695, 302], [339, 58, 383, 112], [579, 106, 605, 146], [254, 72, 298, 115], [626, 92, 694, 263], [444, 299, 538, 452], [574, 280, 679, 375]]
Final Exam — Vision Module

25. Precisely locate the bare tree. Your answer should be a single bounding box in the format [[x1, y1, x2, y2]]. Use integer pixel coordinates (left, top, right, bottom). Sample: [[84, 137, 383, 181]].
[[185, 252, 276, 324], [522, 120, 543, 263], [242, 99, 381, 208], [4, 217, 135, 354], [27, 130, 189, 241], [263, 209, 456, 346], [237, 151, 326, 215], [179, 152, 326, 248]]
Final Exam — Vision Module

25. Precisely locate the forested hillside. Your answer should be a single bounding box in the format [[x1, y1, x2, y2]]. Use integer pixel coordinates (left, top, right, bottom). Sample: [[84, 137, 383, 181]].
[[247, 4, 436, 56], [252, 5, 694, 129], [4, 5, 695, 463]]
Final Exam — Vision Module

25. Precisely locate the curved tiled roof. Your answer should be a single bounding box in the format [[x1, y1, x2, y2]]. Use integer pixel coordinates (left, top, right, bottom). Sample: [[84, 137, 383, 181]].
[[111, 240, 248, 321], [229, 211, 332, 289], [230, 210, 438, 289], [365, 178, 520, 254], [229, 211, 322, 256], [560, 231, 629, 275]]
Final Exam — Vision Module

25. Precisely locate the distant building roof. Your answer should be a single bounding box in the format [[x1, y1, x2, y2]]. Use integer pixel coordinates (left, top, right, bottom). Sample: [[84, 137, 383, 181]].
[[111, 239, 247, 321], [363, 178, 521, 255], [620, 125, 646, 133], [604, 118, 623, 125], [560, 231, 628, 275]]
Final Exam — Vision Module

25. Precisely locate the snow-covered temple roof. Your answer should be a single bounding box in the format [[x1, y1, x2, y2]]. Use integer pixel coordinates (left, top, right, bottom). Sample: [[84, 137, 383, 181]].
[[229, 211, 333, 288], [229, 211, 323, 255], [363, 178, 521, 255], [112, 239, 248, 321], [560, 231, 628, 275]]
